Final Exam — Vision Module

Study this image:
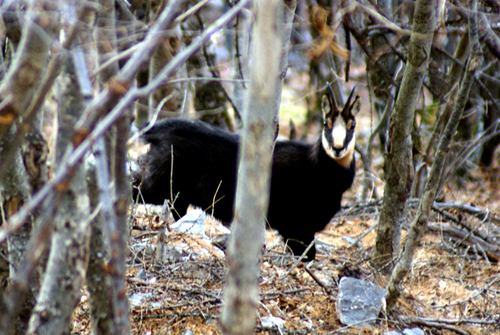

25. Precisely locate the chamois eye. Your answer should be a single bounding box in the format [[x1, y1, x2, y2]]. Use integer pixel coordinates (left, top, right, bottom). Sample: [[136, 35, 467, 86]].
[[347, 119, 356, 129], [323, 118, 332, 129]]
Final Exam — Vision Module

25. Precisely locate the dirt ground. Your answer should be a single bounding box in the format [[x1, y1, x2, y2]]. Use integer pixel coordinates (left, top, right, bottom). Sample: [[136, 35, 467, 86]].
[[72, 164, 500, 334], [72, 81, 500, 334]]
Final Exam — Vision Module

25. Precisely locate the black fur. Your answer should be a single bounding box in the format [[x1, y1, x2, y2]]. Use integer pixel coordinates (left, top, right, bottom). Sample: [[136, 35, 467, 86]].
[[136, 119, 238, 223], [134, 88, 359, 260]]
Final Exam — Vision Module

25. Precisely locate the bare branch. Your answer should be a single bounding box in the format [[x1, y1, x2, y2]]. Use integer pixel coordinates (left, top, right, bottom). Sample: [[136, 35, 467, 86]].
[[0, 0, 252, 246]]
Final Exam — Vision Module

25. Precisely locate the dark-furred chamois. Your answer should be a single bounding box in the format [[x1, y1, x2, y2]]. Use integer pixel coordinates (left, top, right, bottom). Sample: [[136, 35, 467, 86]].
[[134, 84, 360, 260]]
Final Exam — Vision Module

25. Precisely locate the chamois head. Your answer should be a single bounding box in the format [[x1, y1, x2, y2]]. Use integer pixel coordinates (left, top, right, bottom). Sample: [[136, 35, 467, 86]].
[[321, 84, 360, 168]]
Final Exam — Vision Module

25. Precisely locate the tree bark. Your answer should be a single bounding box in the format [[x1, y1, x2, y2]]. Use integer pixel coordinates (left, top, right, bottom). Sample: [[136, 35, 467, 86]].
[[386, 0, 480, 308], [0, 2, 57, 333], [220, 0, 293, 334], [371, 0, 436, 272], [110, 115, 132, 335], [87, 168, 116, 335], [184, 13, 232, 128], [86, 0, 132, 333], [27, 40, 91, 335], [0, 0, 57, 141]]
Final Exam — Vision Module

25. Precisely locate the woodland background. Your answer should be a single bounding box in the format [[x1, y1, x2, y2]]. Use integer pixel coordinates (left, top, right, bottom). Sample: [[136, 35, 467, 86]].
[[0, 0, 499, 334]]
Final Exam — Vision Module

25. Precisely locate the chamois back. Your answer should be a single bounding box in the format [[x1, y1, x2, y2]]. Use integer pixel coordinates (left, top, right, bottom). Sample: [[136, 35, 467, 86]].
[[135, 119, 239, 223]]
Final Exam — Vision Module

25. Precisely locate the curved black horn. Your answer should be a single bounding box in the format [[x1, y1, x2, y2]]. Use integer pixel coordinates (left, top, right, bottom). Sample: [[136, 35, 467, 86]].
[[326, 82, 339, 112], [344, 85, 357, 111]]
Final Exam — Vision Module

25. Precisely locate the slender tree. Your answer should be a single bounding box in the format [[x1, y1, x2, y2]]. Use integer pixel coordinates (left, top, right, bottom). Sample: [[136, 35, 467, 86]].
[[386, 0, 480, 308], [371, 0, 436, 273], [221, 0, 296, 333], [27, 49, 92, 335]]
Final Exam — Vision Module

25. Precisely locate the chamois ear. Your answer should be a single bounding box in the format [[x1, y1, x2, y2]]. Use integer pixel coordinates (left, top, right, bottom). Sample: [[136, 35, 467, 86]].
[[321, 82, 339, 125], [348, 96, 361, 117]]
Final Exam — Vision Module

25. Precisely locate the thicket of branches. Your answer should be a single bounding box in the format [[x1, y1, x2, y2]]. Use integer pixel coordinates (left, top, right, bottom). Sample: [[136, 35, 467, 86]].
[[0, 0, 498, 334]]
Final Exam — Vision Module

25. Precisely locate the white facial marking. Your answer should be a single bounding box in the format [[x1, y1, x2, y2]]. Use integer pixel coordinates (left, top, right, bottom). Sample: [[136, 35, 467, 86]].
[[322, 133, 337, 158], [331, 117, 347, 149], [322, 130, 356, 166], [335, 133, 356, 169]]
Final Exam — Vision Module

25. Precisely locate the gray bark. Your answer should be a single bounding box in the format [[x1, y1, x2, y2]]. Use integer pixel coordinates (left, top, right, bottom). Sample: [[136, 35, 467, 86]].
[[0, 2, 57, 333], [27, 39, 91, 335], [372, 0, 436, 272], [0, 0, 56, 141], [86, 0, 131, 333], [478, 13, 500, 169], [184, 14, 232, 128], [273, 0, 297, 127], [87, 169, 116, 335], [386, 0, 480, 308], [220, 0, 292, 334], [150, 27, 185, 119], [0, 146, 31, 335], [110, 114, 132, 335]]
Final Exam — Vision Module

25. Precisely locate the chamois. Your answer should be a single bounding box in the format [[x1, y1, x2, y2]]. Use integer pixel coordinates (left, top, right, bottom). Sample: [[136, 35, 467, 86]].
[[134, 84, 360, 260]]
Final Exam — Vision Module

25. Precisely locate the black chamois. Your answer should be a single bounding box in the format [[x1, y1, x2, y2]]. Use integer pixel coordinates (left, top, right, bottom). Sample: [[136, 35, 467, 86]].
[[133, 84, 360, 260]]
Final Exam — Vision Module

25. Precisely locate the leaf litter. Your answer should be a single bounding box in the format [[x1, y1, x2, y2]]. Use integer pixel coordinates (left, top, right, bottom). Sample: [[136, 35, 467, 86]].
[[71, 178, 500, 334]]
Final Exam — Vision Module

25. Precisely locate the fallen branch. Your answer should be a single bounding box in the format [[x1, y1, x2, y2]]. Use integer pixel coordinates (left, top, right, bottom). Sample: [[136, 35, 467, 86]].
[[434, 202, 499, 224], [400, 316, 470, 335], [427, 223, 500, 261], [304, 266, 332, 293]]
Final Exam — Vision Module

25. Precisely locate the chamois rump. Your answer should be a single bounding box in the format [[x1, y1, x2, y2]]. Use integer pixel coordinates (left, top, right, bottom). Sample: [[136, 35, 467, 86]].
[[134, 84, 360, 260]]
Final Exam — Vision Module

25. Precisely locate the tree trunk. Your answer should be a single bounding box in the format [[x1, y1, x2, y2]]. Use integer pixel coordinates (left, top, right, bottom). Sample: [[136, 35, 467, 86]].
[[86, 0, 132, 333], [386, 0, 480, 307], [0, 2, 57, 333], [27, 43, 91, 335], [220, 0, 294, 334], [184, 12, 233, 128], [371, 0, 436, 273]]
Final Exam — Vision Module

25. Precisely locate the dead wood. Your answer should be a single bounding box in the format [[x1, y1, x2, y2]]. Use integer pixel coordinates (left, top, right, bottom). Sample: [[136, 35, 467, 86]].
[[428, 224, 500, 261]]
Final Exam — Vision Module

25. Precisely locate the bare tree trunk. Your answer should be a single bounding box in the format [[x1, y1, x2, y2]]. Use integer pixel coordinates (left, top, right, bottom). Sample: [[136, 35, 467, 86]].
[[86, 0, 129, 333], [184, 13, 233, 128], [386, 0, 480, 308], [0, 147, 31, 335], [220, 0, 289, 334], [87, 169, 116, 335], [371, 0, 436, 273], [150, 28, 184, 119], [0, 2, 57, 333], [273, 0, 297, 125], [478, 13, 500, 171], [111, 115, 132, 335], [27, 35, 92, 335]]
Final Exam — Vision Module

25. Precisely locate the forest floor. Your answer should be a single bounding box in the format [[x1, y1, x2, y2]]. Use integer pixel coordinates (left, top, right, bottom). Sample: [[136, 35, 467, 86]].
[[72, 159, 500, 335], [72, 79, 500, 334]]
